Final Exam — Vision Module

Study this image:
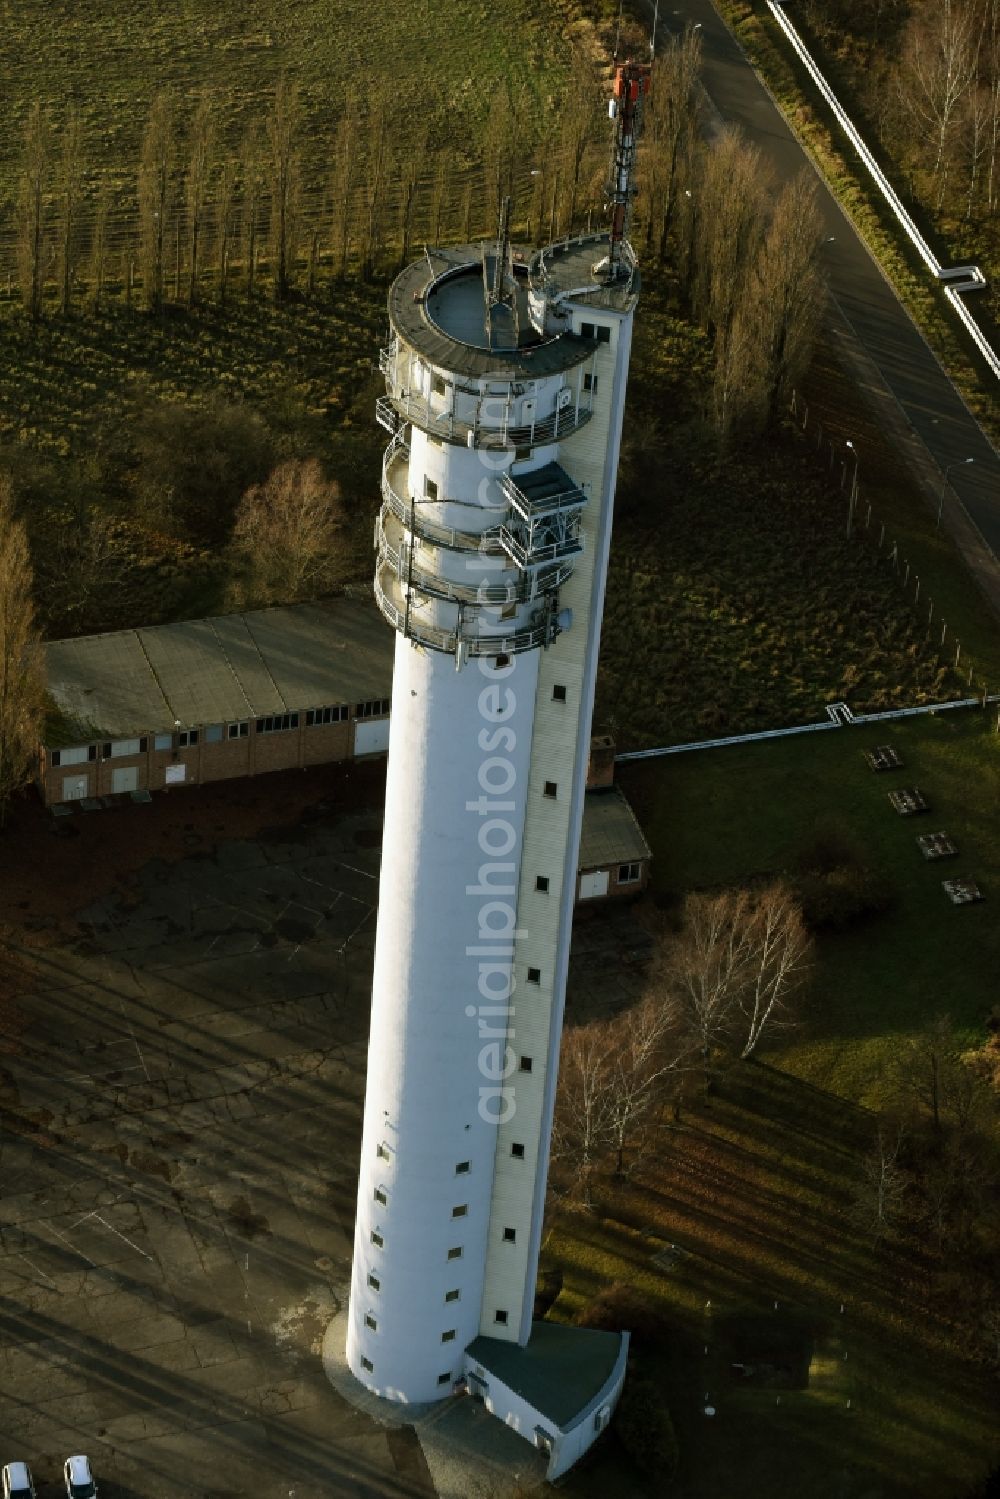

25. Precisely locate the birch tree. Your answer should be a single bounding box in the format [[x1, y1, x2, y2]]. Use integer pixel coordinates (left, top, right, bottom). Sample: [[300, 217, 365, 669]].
[[328, 113, 358, 278], [216, 157, 236, 306], [88, 184, 109, 314], [896, 0, 979, 206], [0, 477, 44, 825]]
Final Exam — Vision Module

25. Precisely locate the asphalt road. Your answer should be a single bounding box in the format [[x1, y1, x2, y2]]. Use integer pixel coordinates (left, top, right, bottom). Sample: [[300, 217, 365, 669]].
[[656, 3, 1000, 557]]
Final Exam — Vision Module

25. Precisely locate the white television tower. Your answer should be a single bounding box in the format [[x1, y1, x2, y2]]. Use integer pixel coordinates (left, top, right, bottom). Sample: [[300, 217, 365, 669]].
[[346, 60, 651, 1479]]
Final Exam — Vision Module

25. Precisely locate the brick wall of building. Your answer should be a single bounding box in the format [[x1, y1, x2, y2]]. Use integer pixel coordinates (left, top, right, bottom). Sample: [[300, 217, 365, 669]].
[[39, 712, 385, 806]]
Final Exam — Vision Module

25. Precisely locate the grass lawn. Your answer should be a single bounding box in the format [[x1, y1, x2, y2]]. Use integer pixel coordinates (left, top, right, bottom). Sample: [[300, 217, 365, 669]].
[[545, 707, 1000, 1498], [619, 704, 1000, 1104], [549, 1055, 1000, 1499]]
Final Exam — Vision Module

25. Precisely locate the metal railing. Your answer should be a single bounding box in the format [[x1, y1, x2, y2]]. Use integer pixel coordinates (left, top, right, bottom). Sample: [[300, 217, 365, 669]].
[[377, 506, 572, 606], [383, 386, 593, 451], [375, 394, 398, 433], [499, 525, 585, 570], [374, 565, 555, 657], [381, 440, 506, 554], [499, 470, 588, 524]]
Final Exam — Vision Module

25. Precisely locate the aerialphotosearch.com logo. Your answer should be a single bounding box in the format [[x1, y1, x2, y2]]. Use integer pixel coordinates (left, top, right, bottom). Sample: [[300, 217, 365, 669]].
[[464, 414, 523, 1126]]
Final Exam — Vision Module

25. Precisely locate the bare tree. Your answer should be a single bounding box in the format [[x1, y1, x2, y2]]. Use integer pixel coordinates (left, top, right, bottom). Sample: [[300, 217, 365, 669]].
[[605, 992, 693, 1175], [691, 128, 769, 339], [230, 458, 344, 604], [643, 27, 702, 262], [854, 1123, 907, 1241], [267, 76, 301, 302], [138, 91, 175, 312], [896, 0, 979, 207], [186, 95, 216, 306], [665, 883, 811, 1080], [328, 113, 358, 278], [482, 81, 518, 222], [0, 477, 44, 826], [737, 883, 812, 1058], [216, 157, 236, 306], [553, 1022, 618, 1206], [360, 91, 391, 281], [559, 56, 599, 232], [240, 131, 266, 302], [88, 183, 109, 314], [16, 101, 49, 323], [749, 171, 825, 426], [398, 116, 430, 267], [57, 104, 84, 315]]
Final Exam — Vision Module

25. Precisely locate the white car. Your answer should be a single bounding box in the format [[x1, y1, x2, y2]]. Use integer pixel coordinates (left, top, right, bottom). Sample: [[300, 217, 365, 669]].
[[63, 1456, 97, 1498], [2, 1463, 36, 1499]]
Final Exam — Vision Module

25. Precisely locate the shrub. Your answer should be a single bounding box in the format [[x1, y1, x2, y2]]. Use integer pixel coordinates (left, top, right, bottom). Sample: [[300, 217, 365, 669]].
[[614, 1372, 679, 1481], [794, 864, 892, 932], [577, 1282, 667, 1348], [130, 395, 273, 545]]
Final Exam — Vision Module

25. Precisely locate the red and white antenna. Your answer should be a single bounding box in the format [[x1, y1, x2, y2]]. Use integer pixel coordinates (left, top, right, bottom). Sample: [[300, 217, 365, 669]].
[[601, 58, 651, 282]]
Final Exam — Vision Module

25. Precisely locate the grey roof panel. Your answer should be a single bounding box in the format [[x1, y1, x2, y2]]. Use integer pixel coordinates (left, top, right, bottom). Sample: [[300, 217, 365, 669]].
[[578, 785, 652, 870], [44, 597, 393, 745], [137, 617, 260, 727], [466, 1323, 623, 1430], [45, 631, 170, 742]]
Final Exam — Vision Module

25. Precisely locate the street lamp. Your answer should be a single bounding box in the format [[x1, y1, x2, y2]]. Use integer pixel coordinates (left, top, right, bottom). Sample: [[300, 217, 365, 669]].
[[936, 457, 974, 528], [845, 440, 859, 538]]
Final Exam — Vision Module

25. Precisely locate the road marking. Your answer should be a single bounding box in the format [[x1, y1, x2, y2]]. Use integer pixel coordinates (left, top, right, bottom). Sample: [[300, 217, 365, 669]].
[[90, 1213, 153, 1260], [18, 1253, 56, 1286], [43, 1222, 97, 1267]]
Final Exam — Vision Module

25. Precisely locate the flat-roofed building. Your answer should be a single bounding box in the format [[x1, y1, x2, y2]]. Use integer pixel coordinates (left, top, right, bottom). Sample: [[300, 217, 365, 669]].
[[39, 598, 392, 806]]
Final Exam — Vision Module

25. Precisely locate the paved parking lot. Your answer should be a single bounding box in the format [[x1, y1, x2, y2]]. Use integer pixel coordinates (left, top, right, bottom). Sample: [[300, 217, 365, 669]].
[[0, 781, 654, 1497], [0, 799, 442, 1499]]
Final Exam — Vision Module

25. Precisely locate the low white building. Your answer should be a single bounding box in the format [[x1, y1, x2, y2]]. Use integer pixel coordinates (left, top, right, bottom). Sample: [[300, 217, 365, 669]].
[[464, 1323, 630, 1481]]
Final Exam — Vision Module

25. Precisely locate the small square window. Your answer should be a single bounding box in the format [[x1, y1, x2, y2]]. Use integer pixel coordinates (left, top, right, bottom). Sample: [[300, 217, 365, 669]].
[[368, 1273, 380, 1291], [374, 1188, 387, 1206], [502, 1227, 516, 1243], [580, 321, 595, 339], [424, 476, 439, 501], [583, 373, 598, 393], [228, 721, 249, 740], [511, 1142, 525, 1159], [442, 1329, 456, 1343], [437, 1372, 452, 1385], [154, 733, 172, 752], [552, 684, 567, 702], [495, 1309, 509, 1325], [178, 729, 198, 747], [371, 1231, 384, 1248], [535, 876, 549, 893], [445, 1288, 460, 1303], [543, 781, 557, 799], [596, 325, 611, 343], [447, 1246, 463, 1260], [204, 723, 224, 744], [365, 1313, 377, 1331], [495, 654, 510, 670], [455, 1161, 470, 1175], [452, 1204, 467, 1218], [520, 1057, 533, 1073], [377, 1143, 390, 1160], [361, 1356, 374, 1372], [618, 862, 642, 884], [527, 967, 540, 984]]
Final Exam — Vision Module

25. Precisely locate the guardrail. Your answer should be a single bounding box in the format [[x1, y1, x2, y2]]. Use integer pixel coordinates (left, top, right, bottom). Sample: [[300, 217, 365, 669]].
[[374, 565, 555, 657], [615, 693, 1000, 762], [766, 0, 999, 381]]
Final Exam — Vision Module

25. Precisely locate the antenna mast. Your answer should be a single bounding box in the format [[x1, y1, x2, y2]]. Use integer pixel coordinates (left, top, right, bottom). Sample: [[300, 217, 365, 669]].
[[599, 58, 651, 283], [483, 194, 518, 348]]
